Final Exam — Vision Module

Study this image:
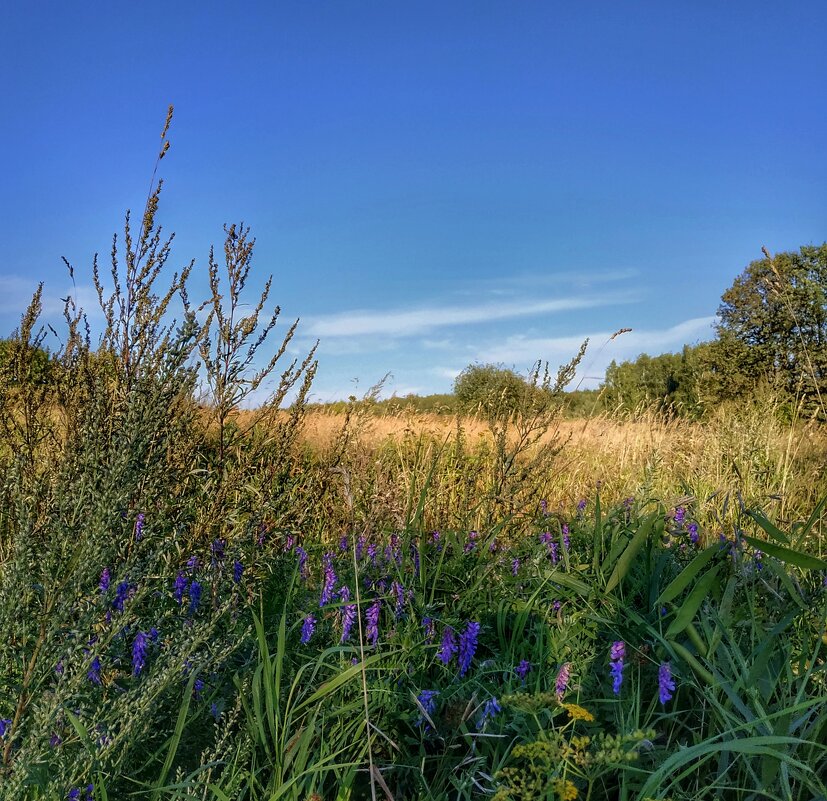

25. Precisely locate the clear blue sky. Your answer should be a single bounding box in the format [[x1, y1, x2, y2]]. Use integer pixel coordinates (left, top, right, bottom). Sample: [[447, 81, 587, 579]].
[[2, 2, 825, 400]]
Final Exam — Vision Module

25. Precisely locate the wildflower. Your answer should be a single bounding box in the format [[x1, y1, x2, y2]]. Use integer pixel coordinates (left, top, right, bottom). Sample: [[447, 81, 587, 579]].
[[173, 571, 187, 604], [577, 498, 587, 514], [437, 626, 458, 665], [283, 534, 294, 551], [367, 543, 377, 563], [464, 530, 478, 554], [149, 627, 159, 642], [556, 662, 572, 697], [515, 659, 532, 680], [233, 559, 244, 584], [458, 621, 480, 676], [563, 702, 595, 722], [339, 535, 348, 552], [609, 641, 625, 695], [365, 599, 382, 646], [392, 580, 406, 619], [551, 778, 578, 800], [623, 496, 634, 510], [512, 557, 521, 576], [422, 616, 435, 643], [67, 790, 80, 801], [658, 662, 676, 705], [49, 732, 62, 748], [55, 660, 64, 676], [355, 535, 365, 560], [562, 524, 571, 551], [99, 567, 110, 594], [194, 678, 204, 698], [0, 718, 11, 737], [411, 543, 420, 575], [674, 506, 686, 525], [320, 554, 337, 606], [429, 530, 440, 545], [300, 614, 316, 644], [552, 600, 562, 613], [87, 656, 101, 685], [341, 601, 356, 643], [134, 512, 145, 541], [210, 702, 220, 721], [188, 580, 202, 615], [476, 697, 501, 729], [132, 631, 148, 676], [415, 689, 439, 727], [295, 546, 308, 579], [540, 499, 548, 515], [687, 522, 699, 544], [186, 554, 198, 571], [112, 580, 130, 612], [211, 538, 226, 562]]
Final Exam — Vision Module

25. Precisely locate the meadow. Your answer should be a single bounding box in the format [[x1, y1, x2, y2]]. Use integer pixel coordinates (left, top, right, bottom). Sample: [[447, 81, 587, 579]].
[[0, 134, 826, 800]]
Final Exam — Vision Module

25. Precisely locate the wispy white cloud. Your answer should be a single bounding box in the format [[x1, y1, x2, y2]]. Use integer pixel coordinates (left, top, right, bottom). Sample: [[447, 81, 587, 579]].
[[305, 291, 639, 339]]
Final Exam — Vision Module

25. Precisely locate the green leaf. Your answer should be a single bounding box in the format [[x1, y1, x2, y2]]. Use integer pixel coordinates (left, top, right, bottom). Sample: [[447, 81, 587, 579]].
[[748, 510, 791, 545], [656, 544, 720, 605], [604, 512, 655, 594], [741, 535, 827, 570], [666, 563, 723, 638]]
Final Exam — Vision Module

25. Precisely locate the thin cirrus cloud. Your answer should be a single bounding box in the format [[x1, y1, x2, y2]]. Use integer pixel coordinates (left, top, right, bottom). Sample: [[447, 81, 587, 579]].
[[304, 290, 639, 339]]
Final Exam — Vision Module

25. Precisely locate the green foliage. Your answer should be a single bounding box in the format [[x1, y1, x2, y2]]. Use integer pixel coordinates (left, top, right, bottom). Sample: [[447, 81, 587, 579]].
[[709, 244, 827, 418], [453, 363, 535, 417]]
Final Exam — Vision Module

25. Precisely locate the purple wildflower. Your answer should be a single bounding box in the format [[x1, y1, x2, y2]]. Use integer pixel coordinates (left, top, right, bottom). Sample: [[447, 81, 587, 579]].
[[609, 641, 625, 695], [512, 558, 520, 576], [149, 627, 159, 642], [423, 616, 435, 643], [188, 580, 202, 615], [464, 530, 478, 554], [210, 702, 220, 721], [476, 697, 501, 729], [55, 660, 64, 676], [339, 535, 348, 552], [112, 580, 130, 612], [416, 689, 439, 727], [194, 678, 204, 698], [515, 659, 532, 680], [300, 614, 316, 644], [99, 568, 110, 594], [356, 535, 365, 560], [540, 499, 548, 516], [295, 546, 308, 579], [674, 506, 686, 525], [392, 581, 406, 619], [365, 599, 382, 646], [577, 498, 587, 514], [49, 732, 62, 748], [0, 719, 12, 737], [658, 662, 676, 705], [687, 522, 699, 544], [430, 530, 440, 545], [341, 603, 356, 643], [87, 656, 101, 685], [437, 626, 458, 665], [68, 790, 80, 801], [283, 534, 294, 551], [320, 554, 337, 606], [562, 524, 570, 551], [411, 544, 420, 575], [186, 554, 198, 571], [367, 543, 377, 564], [233, 559, 244, 584], [132, 631, 148, 676], [173, 571, 187, 604], [458, 621, 480, 677], [211, 538, 226, 562], [555, 662, 572, 697], [134, 512, 145, 541]]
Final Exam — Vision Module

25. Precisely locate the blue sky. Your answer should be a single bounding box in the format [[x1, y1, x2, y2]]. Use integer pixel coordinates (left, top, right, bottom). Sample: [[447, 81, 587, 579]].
[[2, 2, 825, 401]]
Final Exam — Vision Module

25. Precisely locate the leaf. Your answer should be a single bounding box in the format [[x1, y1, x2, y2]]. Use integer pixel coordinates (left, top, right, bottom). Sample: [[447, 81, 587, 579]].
[[604, 512, 655, 594], [741, 535, 827, 571], [657, 544, 720, 605], [151, 671, 197, 801], [666, 563, 723, 638], [747, 510, 791, 545]]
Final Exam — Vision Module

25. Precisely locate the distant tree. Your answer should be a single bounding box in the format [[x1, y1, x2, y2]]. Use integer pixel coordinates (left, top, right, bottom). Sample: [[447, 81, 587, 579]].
[[453, 363, 531, 416], [709, 244, 827, 415]]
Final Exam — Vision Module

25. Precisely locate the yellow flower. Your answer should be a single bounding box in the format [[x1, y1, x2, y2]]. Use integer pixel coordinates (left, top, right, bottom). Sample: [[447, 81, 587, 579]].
[[562, 703, 595, 722], [551, 778, 578, 800]]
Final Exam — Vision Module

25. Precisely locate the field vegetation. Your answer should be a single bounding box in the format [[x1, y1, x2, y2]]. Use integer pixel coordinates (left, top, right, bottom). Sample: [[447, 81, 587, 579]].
[[1, 113, 826, 800]]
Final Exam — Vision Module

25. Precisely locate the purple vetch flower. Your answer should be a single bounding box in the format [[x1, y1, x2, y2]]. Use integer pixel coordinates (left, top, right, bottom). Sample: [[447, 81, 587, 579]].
[[365, 599, 382, 646], [339, 535, 348, 552], [283, 534, 294, 551], [211, 538, 226, 563], [134, 512, 145, 541], [429, 530, 440, 545], [437, 626, 458, 665], [515, 659, 532, 680], [423, 616, 435, 643], [392, 581, 407, 619], [555, 662, 572, 697], [67, 790, 80, 801], [416, 689, 439, 727], [658, 662, 676, 705], [512, 558, 521, 576], [367, 543, 377, 564], [49, 732, 62, 748], [173, 571, 187, 604], [687, 522, 699, 544], [562, 524, 570, 551], [99, 567, 111, 594], [186, 554, 199, 572], [355, 535, 365, 560], [194, 678, 204, 698], [188, 580, 202, 615], [320, 554, 338, 606], [674, 507, 686, 525], [577, 498, 587, 514], [552, 600, 562, 613], [233, 559, 244, 584], [112, 580, 130, 612], [132, 631, 148, 676], [609, 641, 625, 695], [210, 702, 220, 721], [464, 531, 478, 554], [458, 621, 480, 676], [0, 719, 12, 737], [295, 546, 309, 579], [540, 499, 548, 516], [476, 697, 501, 729], [341, 602, 357, 643], [300, 614, 316, 644], [411, 544, 420, 575], [55, 660, 64, 676], [87, 656, 102, 685]]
